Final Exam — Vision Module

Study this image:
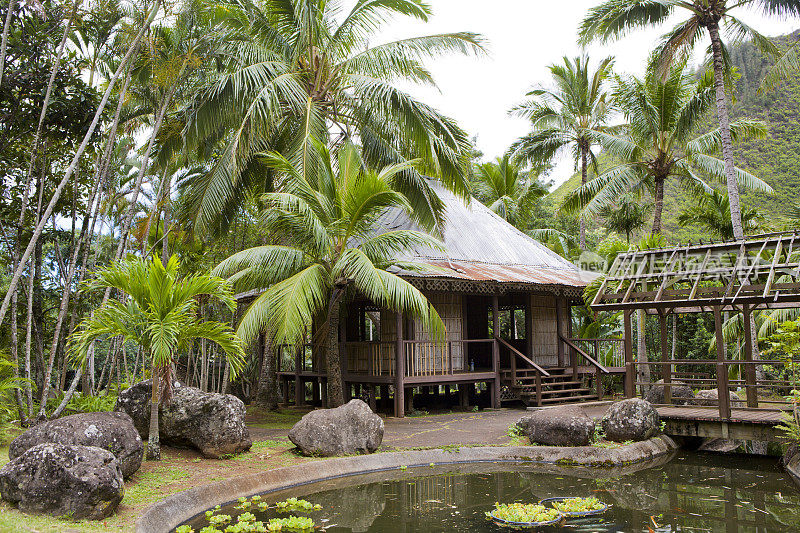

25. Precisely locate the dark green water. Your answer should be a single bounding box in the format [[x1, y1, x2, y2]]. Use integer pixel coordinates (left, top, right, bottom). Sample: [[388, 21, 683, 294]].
[[184, 452, 800, 532]]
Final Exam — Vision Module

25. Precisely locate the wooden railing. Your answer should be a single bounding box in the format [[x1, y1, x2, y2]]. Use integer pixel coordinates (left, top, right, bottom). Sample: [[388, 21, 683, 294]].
[[630, 358, 799, 418], [495, 335, 550, 405], [559, 334, 610, 399], [403, 339, 493, 378], [344, 341, 395, 376], [570, 338, 625, 368]]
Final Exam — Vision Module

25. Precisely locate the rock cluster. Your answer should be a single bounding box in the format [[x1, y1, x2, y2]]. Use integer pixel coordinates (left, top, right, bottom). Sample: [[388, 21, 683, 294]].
[[115, 380, 252, 458], [644, 380, 695, 405], [9, 412, 142, 478], [0, 443, 124, 519], [289, 399, 384, 456]]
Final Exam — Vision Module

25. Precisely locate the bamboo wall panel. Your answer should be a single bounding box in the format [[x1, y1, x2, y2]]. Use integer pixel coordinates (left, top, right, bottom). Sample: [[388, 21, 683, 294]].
[[411, 292, 464, 372], [530, 294, 558, 367]]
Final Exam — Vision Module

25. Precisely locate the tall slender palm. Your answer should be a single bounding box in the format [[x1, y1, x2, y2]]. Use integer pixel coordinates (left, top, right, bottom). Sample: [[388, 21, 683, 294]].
[[509, 55, 614, 249], [213, 139, 445, 407], [579, 0, 800, 240], [678, 188, 763, 240], [562, 60, 771, 235], [70, 256, 245, 460], [472, 155, 547, 229], [180, 0, 484, 237]]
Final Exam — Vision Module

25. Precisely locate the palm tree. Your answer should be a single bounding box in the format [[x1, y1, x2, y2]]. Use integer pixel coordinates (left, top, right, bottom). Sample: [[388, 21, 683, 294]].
[[509, 55, 614, 249], [213, 139, 445, 407], [598, 194, 652, 243], [179, 0, 484, 236], [472, 155, 547, 229], [579, 0, 800, 240], [678, 188, 763, 240], [562, 59, 772, 235], [69, 255, 245, 460]]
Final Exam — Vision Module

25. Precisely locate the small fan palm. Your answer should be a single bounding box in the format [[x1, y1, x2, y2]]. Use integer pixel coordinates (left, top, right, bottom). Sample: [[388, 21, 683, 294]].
[[678, 189, 763, 241], [562, 59, 771, 235], [598, 194, 652, 243], [213, 139, 445, 407], [180, 0, 484, 236], [473, 155, 547, 229], [579, 0, 800, 240], [70, 255, 245, 460]]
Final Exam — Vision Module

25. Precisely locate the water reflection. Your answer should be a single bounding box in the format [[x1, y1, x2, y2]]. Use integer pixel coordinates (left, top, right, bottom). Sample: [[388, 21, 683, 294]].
[[185, 452, 800, 532]]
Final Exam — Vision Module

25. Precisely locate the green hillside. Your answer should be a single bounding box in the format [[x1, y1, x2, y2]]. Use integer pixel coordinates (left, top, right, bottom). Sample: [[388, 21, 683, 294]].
[[547, 30, 800, 244]]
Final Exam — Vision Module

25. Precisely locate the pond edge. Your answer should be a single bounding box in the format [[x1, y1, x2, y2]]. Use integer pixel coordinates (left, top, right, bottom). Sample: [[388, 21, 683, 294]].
[[136, 435, 678, 533]]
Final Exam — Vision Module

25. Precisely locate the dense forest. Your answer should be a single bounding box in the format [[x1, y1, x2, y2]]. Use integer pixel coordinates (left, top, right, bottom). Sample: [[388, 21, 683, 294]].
[[548, 30, 800, 245]]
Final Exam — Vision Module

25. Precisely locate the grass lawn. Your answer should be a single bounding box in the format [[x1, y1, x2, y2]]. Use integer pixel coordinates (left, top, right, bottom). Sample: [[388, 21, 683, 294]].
[[0, 412, 321, 533]]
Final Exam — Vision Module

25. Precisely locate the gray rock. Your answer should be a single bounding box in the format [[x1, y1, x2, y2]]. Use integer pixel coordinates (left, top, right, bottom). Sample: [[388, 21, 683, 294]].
[[644, 379, 695, 405], [160, 386, 252, 458], [0, 443, 123, 520], [9, 412, 142, 478], [115, 380, 251, 458], [602, 398, 661, 443], [517, 407, 595, 447], [289, 399, 384, 456], [693, 389, 744, 408]]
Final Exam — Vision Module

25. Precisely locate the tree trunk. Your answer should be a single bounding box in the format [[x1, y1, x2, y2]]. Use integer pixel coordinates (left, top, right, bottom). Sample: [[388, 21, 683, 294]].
[[0, 0, 17, 89], [579, 144, 588, 249], [652, 176, 664, 235], [707, 21, 744, 240], [161, 170, 173, 264], [0, 0, 160, 329], [147, 372, 160, 460], [325, 291, 345, 407], [255, 334, 279, 410]]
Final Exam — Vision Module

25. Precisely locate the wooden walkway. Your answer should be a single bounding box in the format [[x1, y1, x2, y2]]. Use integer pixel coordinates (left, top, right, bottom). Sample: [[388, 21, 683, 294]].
[[657, 406, 787, 441]]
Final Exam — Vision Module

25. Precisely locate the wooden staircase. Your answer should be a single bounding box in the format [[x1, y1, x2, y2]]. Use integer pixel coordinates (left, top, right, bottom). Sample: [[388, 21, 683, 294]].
[[500, 367, 600, 407]]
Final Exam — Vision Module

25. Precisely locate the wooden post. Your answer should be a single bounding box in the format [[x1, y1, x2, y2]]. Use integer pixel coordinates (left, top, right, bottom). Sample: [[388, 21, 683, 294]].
[[459, 384, 469, 408], [321, 378, 328, 408], [394, 311, 405, 417], [535, 372, 542, 406], [526, 295, 534, 359], [742, 305, 759, 408], [294, 348, 303, 406], [555, 297, 565, 367], [713, 306, 732, 419], [660, 313, 671, 405], [491, 294, 501, 408], [623, 310, 635, 398]]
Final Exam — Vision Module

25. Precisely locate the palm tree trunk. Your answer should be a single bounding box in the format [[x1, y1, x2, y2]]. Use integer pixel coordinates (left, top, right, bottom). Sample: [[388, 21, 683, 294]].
[[0, 0, 17, 89], [147, 372, 161, 460], [161, 171, 173, 264], [0, 0, 160, 330], [255, 334, 279, 410], [707, 21, 744, 240], [652, 177, 664, 235], [326, 290, 345, 407], [579, 144, 588, 249]]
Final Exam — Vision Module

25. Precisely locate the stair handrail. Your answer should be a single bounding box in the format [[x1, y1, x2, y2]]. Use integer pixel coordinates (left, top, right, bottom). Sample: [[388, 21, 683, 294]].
[[559, 334, 611, 374], [494, 336, 550, 377]]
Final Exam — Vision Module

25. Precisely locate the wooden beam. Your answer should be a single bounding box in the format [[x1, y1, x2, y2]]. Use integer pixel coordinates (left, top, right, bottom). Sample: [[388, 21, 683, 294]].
[[491, 294, 501, 408], [713, 306, 732, 419], [660, 313, 671, 405], [623, 310, 634, 398], [394, 311, 405, 418], [742, 305, 759, 408], [555, 297, 565, 367]]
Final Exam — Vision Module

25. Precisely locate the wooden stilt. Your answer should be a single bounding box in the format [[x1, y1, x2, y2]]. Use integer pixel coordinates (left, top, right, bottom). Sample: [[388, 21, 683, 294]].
[[491, 294, 501, 408], [394, 311, 405, 417], [742, 305, 759, 408], [623, 310, 635, 398], [660, 313, 671, 405], [713, 306, 732, 419]]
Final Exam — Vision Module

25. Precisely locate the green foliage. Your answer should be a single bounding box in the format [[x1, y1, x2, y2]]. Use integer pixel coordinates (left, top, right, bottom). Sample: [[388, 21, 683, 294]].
[[551, 497, 605, 514], [766, 318, 800, 444], [487, 502, 560, 524]]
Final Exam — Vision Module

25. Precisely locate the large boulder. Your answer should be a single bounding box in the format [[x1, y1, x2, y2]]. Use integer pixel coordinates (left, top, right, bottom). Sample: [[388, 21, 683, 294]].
[[9, 412, 142, 478], [289, 399, 384, 457], [601, 398, 661, 443], [693, 389, 744, 408], [517, 407, 595, 447], [0, 443, 123, 520], [115, 381, 252, 458], [644, 380, 695, 405]]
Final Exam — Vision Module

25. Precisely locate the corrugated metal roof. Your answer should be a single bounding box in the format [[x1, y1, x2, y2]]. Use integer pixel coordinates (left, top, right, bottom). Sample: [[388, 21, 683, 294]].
[[377, 181, 596, 288]]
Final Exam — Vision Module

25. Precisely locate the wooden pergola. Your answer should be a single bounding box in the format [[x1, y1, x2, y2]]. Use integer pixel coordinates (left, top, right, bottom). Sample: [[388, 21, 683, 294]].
[[590, 231, 800, 422]]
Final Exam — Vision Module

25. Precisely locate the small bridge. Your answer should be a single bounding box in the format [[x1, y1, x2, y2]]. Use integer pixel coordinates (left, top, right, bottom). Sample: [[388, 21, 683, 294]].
[[591, 232, 800, 442]]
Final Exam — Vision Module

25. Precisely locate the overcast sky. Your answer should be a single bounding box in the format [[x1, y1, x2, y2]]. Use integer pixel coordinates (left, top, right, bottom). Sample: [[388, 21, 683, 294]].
[[375, 1, 800, 186]]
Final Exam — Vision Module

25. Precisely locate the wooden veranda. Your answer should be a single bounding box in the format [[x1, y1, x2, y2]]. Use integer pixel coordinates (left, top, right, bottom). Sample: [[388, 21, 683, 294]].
[[591, 232, 800, 440]]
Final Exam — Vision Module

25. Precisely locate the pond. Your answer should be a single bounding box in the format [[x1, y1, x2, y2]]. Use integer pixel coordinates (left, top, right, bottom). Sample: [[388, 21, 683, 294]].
[[182, 452, 800, 532]]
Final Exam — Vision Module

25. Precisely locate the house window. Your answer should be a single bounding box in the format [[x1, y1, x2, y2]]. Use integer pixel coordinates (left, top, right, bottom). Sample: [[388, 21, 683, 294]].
[[489, 305, 526, 340], [356, 304, 381, 341]]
